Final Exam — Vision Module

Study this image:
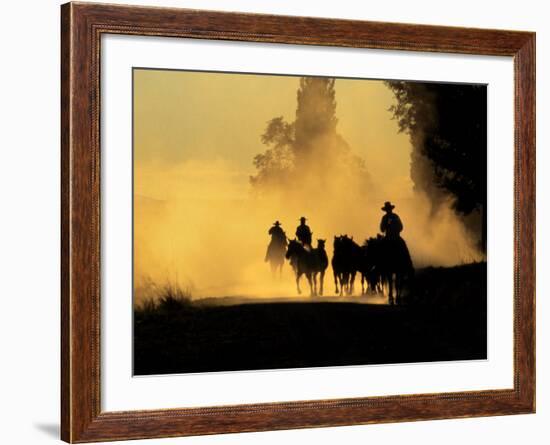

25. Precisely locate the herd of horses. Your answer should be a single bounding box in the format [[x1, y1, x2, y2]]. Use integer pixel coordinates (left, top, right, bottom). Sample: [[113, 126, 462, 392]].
[[268, 234, 414, 305]]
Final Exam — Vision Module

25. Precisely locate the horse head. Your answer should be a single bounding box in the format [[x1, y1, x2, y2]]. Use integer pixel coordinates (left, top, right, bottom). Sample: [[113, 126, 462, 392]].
[[285, 238, 302, 259]]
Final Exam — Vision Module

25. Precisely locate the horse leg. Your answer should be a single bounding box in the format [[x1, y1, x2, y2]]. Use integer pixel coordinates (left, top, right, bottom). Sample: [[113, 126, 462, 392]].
[[342, 275, 346, 295], [396, 274, 401, 303], [296, 271, 302, 295], [348, 272, 354, 296], [334, 271, 339, 294], [396, 273, 402, 305], [307, 273, 314, 297], [388, 274, 394, 305], [319, 270, 325, 296], [344, 274, 349, 296], [312, 272, 317, 296]]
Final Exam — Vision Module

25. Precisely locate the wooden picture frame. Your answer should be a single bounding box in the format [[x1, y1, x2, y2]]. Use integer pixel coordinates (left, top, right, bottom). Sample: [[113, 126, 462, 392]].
[[61, 2, 535, 442]]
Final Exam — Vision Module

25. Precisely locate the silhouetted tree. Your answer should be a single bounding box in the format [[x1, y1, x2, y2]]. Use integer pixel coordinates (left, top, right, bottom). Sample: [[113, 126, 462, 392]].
[[294, 78, 338, 160], [250, 117, 295, 189], [386, 81, 487, 249], [251, 77, 368, 191]]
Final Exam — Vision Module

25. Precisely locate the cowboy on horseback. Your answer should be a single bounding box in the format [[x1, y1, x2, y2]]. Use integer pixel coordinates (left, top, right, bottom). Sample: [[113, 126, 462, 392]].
[[380, 201, 403, 240], [268, 220, 286, 243], [378, 201, 413, 304], [265, 221, 287, 262], [265, 220, 288, 279], [296, 216, 313, 249]]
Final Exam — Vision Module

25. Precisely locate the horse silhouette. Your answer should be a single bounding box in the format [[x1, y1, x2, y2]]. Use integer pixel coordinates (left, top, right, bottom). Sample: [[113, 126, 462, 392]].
[[358, 236, 383, 295], [312, 239, 329, 296], [331, 235, 361, 295], [286, 238, 317, 296], [363, 234, 414, 304]]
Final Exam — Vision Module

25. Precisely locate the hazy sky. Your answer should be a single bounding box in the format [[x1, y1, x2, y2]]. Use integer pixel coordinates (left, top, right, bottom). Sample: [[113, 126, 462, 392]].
[[133, 69, 412, 199]]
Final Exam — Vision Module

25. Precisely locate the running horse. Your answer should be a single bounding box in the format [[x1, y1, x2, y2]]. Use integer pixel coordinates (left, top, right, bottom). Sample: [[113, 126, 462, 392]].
[[367, 235, 414, 305], [358, 237, 383, 295], [286, 239, 317, 296], [312, 239, 329, 296], [331, 235, 361, 295]]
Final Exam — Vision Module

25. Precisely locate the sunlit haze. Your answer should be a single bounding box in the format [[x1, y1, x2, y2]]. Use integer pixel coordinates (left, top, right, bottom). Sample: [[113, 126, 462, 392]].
[[133, 69, 482, 303]]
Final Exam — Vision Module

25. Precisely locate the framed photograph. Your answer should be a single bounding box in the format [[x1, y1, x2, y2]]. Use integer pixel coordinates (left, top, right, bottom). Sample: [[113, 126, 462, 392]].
[[61, 2, 535, 442]]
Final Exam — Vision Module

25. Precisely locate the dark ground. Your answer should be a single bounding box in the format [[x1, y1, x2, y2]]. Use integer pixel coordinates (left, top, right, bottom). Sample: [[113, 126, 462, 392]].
[[134, 263, 487, 375]]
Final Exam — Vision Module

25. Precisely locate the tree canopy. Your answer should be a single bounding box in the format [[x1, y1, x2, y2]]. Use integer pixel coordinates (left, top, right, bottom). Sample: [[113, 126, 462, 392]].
[[386, 81, 487, 248], [251, 77, 368, 192]]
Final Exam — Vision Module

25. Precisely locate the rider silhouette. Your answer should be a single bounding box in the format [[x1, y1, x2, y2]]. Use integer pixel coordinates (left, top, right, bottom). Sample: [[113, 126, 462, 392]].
[[380, 201, 403, 240], [296, 216, 313, 248], [265, 221, 287, 262], [268, 221, 286, 242], [379, 201, 413, 305]]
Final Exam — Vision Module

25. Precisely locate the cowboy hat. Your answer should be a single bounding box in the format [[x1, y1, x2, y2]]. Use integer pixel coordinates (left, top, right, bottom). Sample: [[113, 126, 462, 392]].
[[381, 201, 395, 211], [299, 216, 307, 221], [273, 220, 281, 226]]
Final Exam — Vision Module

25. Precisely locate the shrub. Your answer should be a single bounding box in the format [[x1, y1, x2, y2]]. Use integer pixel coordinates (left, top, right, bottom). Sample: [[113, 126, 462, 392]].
[[135, 282, 193, 318]]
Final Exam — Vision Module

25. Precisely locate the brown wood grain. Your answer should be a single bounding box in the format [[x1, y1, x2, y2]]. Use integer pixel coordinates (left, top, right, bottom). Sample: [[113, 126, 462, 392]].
[[60, 2, 536, 442]]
